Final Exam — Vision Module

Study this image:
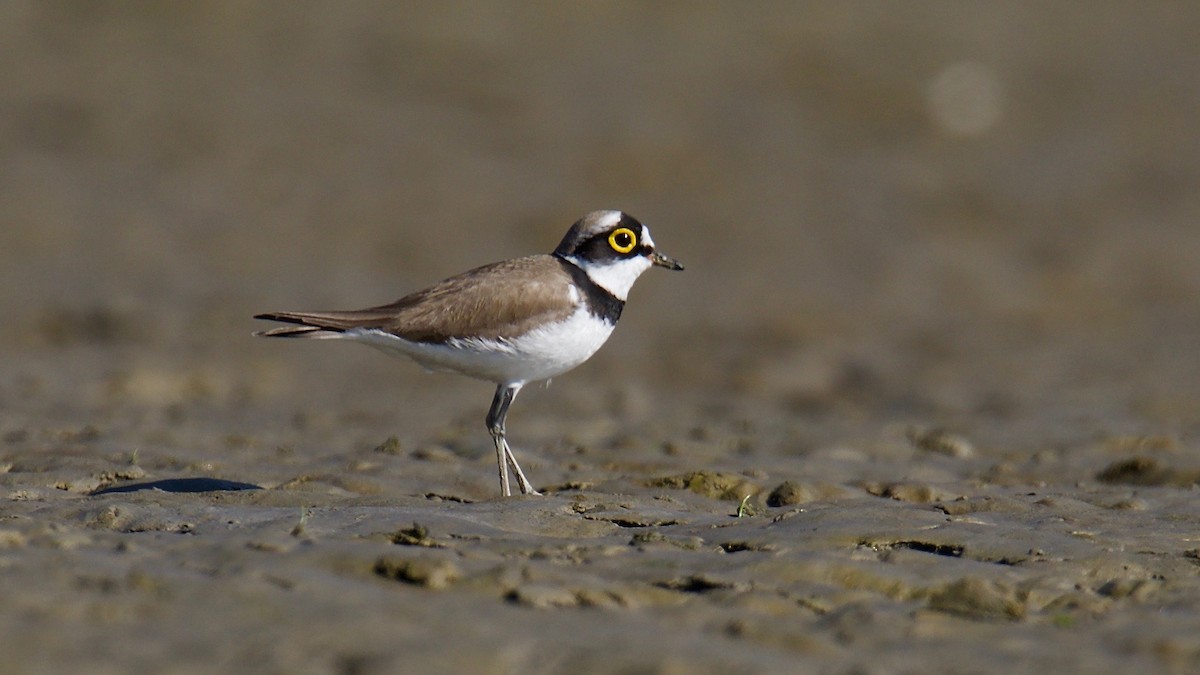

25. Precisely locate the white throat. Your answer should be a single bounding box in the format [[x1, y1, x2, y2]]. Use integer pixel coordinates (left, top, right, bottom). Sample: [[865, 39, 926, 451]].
[[566, 255, 652, 301]]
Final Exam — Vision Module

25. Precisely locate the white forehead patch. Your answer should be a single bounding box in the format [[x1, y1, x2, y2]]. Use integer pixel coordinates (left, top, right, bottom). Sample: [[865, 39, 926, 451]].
[[641, 226, 656, 249]]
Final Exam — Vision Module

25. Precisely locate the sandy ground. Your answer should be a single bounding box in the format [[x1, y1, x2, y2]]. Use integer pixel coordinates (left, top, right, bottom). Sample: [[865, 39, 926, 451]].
[[4, 3, 1200, 673]]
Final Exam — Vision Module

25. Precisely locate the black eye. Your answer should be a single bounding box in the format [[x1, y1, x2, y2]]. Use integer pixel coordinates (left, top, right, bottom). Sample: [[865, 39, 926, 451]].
[[608, 228, 637, 253]]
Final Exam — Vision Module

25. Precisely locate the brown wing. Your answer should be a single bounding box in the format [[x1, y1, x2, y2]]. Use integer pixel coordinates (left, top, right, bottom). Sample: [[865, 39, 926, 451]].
[[254, 255, 577, 343]]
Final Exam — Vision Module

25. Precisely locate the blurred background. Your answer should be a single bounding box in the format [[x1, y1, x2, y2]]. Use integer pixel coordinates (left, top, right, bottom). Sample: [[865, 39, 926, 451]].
[[2, 2, 1198, 462]]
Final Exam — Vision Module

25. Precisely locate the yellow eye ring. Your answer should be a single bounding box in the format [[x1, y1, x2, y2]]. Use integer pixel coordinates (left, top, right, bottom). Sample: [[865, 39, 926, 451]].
[[608, 227, 638, 254]]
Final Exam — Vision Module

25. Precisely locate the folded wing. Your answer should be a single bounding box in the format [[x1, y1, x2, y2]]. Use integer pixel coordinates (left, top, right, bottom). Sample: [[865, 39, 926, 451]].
[[254, 255, 578, 343]]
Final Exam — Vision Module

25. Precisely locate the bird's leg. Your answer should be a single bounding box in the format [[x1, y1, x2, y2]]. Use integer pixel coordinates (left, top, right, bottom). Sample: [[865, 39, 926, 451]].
[[505, 445, 540, 496], [499, 386, 541, 496], [485, 383, 540, 497], [486, 385, 515, 497]]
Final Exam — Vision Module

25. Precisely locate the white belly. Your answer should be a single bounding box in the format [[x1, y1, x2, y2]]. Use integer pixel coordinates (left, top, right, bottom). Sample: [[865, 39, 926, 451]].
[[344, 306, 616, 386]]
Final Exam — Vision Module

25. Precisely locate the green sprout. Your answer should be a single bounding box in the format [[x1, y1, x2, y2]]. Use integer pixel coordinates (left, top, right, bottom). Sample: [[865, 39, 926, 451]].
[[736, 494, 752, 518]]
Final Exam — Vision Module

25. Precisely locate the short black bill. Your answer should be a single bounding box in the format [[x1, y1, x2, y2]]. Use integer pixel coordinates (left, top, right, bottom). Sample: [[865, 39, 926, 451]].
[[651, 251, 684, 271]]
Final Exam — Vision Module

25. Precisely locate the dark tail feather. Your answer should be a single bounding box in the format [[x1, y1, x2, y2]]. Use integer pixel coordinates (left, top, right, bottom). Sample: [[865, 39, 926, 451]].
[[253, 312, 349, 338], [253, 325, 339, 338]]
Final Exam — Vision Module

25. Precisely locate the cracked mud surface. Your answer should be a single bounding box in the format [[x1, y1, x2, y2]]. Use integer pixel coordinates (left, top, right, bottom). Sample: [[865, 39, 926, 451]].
[[4, 4, 1200, 674]]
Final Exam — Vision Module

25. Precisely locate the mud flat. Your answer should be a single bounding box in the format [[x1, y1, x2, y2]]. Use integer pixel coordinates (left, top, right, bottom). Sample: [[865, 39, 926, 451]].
[[4, 3, 1200, 674]]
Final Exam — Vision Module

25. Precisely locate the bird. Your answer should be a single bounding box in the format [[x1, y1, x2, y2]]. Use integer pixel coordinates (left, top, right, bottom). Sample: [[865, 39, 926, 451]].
[[254, 210, 683, 497]]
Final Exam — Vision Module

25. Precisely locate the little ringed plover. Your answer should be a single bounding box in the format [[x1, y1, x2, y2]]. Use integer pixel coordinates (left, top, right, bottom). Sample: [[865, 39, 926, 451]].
[[254, 210, 683, 497]]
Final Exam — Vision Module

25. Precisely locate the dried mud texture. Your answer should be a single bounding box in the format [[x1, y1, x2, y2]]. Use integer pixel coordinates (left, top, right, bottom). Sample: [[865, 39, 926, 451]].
[[5, 3, 1200, 675]]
